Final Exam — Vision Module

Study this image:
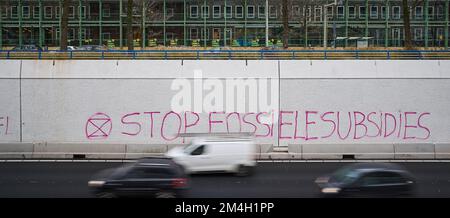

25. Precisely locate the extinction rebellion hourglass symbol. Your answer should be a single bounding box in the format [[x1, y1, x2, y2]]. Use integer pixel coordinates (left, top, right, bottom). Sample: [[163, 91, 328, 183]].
[[85, 113, 112, 139]]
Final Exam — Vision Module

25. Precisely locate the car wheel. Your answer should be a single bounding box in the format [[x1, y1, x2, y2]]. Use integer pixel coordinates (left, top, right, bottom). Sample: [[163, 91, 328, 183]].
[[155, 191, 176, 198], [96, 192, 116, 198], [235, 165, 250, 177]]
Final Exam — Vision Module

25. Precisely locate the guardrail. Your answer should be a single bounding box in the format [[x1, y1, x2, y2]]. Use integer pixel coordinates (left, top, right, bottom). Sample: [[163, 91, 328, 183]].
[[1, 49, 450, 60], [1, 142, 449, 160]]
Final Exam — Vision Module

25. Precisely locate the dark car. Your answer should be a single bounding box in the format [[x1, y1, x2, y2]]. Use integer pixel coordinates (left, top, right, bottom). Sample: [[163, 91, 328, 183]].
[[88, 157, 189, 198], [12, 44, 43, 51], [315, 163, 416, 198]]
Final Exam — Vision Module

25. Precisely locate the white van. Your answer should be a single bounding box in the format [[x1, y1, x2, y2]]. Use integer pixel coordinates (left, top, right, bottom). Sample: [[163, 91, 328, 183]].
[[165, 138, 257, 176]]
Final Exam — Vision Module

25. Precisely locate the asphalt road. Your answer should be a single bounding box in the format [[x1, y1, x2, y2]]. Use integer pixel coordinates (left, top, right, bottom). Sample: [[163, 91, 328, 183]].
[[0, 162, 450, 198]]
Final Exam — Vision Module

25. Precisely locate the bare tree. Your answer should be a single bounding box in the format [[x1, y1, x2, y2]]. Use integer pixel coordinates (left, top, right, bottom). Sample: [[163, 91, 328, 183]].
[[282, 0, 289, 48], [127, 0, 134, 50], [403, 0, 424, 49], [60, 0, 70, 50]]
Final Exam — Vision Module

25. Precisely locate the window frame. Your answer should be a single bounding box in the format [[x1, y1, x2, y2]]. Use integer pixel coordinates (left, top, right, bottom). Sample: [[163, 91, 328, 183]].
[[44, 6, 52, 19], [247, 5, 255, 18], [79, 5, 87, 19], [69, 6, 75, 19], [269, 5, 277, 18], [201, 5, 209, 18], [55, 6, 61, 19], [415, 6, 423, 19], [427, 6, 434, 19], [22, 6, 30, 19], [1, 6, 8, 19], [33, 6, 40, 19], [436, 5, 444, 19], [258, 5, 266, 19], [414, 28, 423, 41], [225, 5, 232, 18], [11, 6, 18, 19], [348, 6, 355, 19], [292, 5, 300, 18], [190, 28, 198, 39], [337, 6, 344, 19], [370, 6, 378, 19], [190, 5, 198, 18], [103, 7, 111, 18], [381, 6, 387, 19], [392, 6, 401, 19], [359, 6, 366, 19], [314, 6, 322, 21], [235, 5, 243, 18], [213, 5, 221, 19]]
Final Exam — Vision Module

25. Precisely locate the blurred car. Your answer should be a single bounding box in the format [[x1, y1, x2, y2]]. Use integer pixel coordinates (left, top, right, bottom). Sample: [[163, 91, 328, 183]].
[[315, 163, 416, 197], [11, 44, 43, 51], [166, 134, 257, 176], [88, 157, 189, 198], [77, 45, 108, 51], [67, 46, 77, 51]]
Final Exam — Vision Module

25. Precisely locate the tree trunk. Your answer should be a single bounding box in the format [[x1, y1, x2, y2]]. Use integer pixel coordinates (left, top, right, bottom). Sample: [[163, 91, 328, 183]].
[[127, 0, 134, 50], [60, 0, 70, 51], [303, 12, 308, 48], [282, 0, 289, 49], [402, 0, 413, 49]]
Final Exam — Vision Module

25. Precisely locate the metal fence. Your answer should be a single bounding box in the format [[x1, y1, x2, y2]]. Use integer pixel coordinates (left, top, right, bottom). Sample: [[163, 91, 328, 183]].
[[1, 49, 450, 60]]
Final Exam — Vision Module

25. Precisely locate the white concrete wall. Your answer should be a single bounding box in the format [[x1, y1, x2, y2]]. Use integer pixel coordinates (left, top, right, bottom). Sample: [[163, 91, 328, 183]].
[[0, 60, 21, 142], [1, 60, 450, 159]]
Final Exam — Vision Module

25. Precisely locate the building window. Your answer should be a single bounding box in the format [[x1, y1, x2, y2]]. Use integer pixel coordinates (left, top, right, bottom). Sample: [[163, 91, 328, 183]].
[[326, 6, 333, 18], [1, 6, 8, 19], [359, 6, 366, 19], [68, 28, 75, 40], [55, 6, 61, 19], [22, 6, 30, 19], [436, 6, 444, 19], [236, 6, 243, 18], [11, 6, 18, 18], [437, 28, 444, 41], [247, 5, 255, 18], [103, 8, 110, 18], [213, 5, 221, 18], [33, 6, 40, 19], [269, 6, 277, 18], [348, 6, 355, 19], [314, 7, 322, 21], [393, 6, 400, 19], [225, 6, 232, 18], [259, 6, 266, 18], [190, 5, 198, 18], [427, 6, 434, 19], [69, 6, 75, 18], [200, 28, 209, 40], [201, 5, 209, 18], [337, 6, 344, 19], [79, 6, 87, 19], [370, 6, 378, 19], [190, 28, 198, 39], [292, 5, 300, 17], [381, 6, 387, 19], [102, 32, 111, 41], [414, 28, 423, 41], [415, 6, 423, 19], [166, 8, 175, 17], [81, 28, 88, 41], [44, 6, 52, 19]]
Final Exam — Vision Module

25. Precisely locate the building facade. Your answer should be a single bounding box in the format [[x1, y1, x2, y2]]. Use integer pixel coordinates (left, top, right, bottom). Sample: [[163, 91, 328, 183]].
[[0, 0, 449, 48]]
